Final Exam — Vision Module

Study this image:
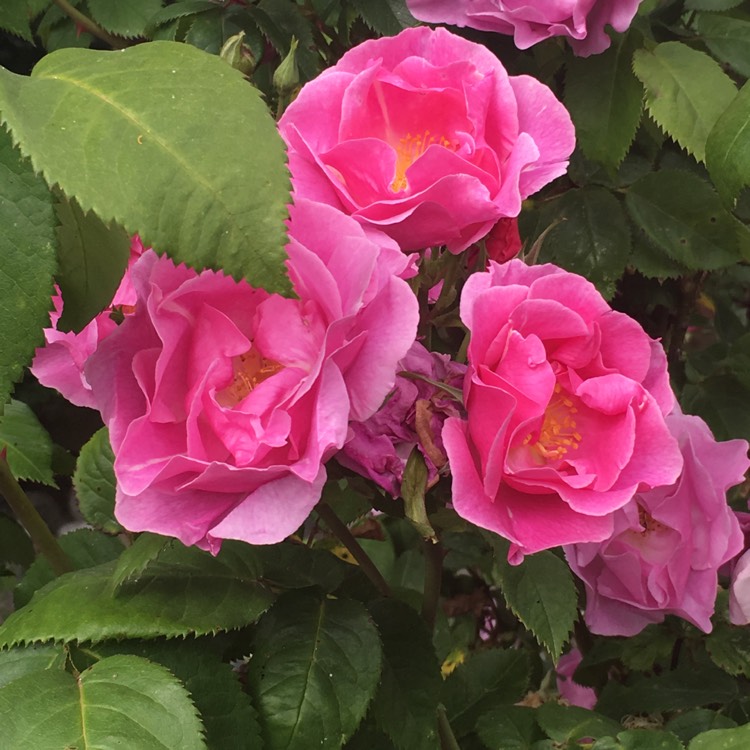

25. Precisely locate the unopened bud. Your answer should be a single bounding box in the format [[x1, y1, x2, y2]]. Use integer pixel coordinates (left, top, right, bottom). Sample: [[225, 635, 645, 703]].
[[220, 32, 256, 76], [273, 37, 300, 96]]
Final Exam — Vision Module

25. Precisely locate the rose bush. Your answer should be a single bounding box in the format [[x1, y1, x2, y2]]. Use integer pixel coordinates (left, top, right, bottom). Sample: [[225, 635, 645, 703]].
[[279, 26, 574, 253], [442, 259, 683, 563], [84, 201, 418, 549], [406, 0, 644, 57], [337, 340, 465, 497], [31, 235, 146, 408], [565, 412, 748, 636]]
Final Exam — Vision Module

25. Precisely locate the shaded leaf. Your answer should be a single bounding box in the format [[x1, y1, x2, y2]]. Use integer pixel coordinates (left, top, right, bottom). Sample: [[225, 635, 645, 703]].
[[667, 710, 737, 745], [87, 0, 163, 38], [565, 31, 643, 169], [0, 644, 65, 690], [696, 14, 750, 78], [72, 427, 122, 534], [476, 706, 538, 750], [0, 42, 291, 292], [537, 702, 621, 743], [0, 513, 34, 568], [350, 0, 417, 36], [0, 399, 55, 486], [0, 129, 56, 408], [248, 590, 382, 749]]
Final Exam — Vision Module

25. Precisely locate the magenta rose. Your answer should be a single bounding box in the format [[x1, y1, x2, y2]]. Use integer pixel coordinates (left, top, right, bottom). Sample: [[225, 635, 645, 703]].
[[407, 0, 643, 57], [337, 341, 465, 497], [31, 235, 146, 408], [85, 201, 418, 549], [556, 648, 597, 710], [279, 26, 574, 253], [730, 550, 750, 626], [565, 412, 748, 636], [442, 259, 683, 563]]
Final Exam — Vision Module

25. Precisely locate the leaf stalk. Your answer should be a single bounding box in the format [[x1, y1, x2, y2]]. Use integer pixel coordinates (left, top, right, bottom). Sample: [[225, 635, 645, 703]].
[[51, 0, 127, 49]]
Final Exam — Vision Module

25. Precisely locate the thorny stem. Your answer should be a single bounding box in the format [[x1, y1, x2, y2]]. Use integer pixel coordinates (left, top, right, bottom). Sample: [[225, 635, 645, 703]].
[[0, 452, 72, 576], [422, 539, 444, 632], [52, 0, 127, 49], [437, 705, 461, 750], [315, 501, 392, 598]]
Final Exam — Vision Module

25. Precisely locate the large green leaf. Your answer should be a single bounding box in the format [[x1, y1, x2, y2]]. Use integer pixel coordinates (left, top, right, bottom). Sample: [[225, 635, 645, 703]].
[[706, 80, 750, 204], [248, 590, 382, 749], [536, 703, 621, 744], [110, 532, 172, 589], [667, 710, 737, 745], [72, 427, 122, 535], [368, 598, 441, 750], [87, 0, 164, 38], [565, 31, 643, 169], [632, 42, 737, 162], [0, 129, 56, 408], [537, 186, 631, 297], [475, 706, 537, 750], [0, 556, 274, 646], [0, 644, 65, 689], [442, 648, 529, 739], [696, 14, 750, 78], [493, 549, 576, 662], [0, 42, 291, 292], [53, 194, 131, 333], [625, 170, 744, 270], [689, 723, 750, 749], [0, 399, 55, 486], [96, 638, 262, 750], [0, 654, 206, 749]]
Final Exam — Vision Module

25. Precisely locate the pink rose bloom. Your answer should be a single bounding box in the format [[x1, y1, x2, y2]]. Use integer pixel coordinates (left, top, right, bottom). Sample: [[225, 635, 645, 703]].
[[730, 550, 750, 626], [442, 259, 683, 563], [407, 0, 643, 57], [485, 217, 522, 264], [31, 236, 146, 408], [566, 412, 748, 636], [337, 341, 465, 496], [556, 648, 597, 710], [85, 201, 418, 549], [279, 26, 574, 253]]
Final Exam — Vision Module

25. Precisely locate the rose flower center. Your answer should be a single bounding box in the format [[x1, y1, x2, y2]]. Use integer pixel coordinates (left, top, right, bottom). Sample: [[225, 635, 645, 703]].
[[523, 383, 582, 461], [391, 130, 455, 193], [216, 348, 283, 407]]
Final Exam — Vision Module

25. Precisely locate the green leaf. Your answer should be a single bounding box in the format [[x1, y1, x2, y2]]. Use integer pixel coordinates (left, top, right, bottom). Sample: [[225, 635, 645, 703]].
[[87, 0, 163, 37], [72, 427, 122, 535], [14, 528, 124, 608], [706, 620, 750, 678], [0, 513, 34, 568], [619, 625, 676, 671], [0, 654, 206, 749], [443, 649, 529, 739], [565, 31, 643, 169], [685, 0, 744, 9], [350, 0, 417, 36], [368, 598, 441, 750], [681, 375, 750, 441], [667, 710, 737, 745], [0, 556, 274, 646], [0, 129, 57, 408], [689, 723, 750, 749], [255, 540, 353, 592], [537, 187, 631, 297], [0, 399, 55, 486], [493, 550, 576, 662], [248, 590, 382, 749], [97, 638, 262, 750], [536, 703, 621, 743], [0, 0, 32, 41], [626, 170, 744, 269], [615, 729, 685, 749], [53, 194, 131, 333], [632, 42, 737, 162], [110, 532, 171, 590], [0, 644, 65, 689], [0, 42, 291, 293], [476, 706, 538, 750], [706, 80, 750, 205], [696, 14, 750, 78], [596, 661, 739, 719]]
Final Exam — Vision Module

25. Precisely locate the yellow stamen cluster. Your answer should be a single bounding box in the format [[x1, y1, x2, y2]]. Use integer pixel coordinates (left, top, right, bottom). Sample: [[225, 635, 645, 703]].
[[391, 130, 454, 192], [524, 383, 582, 460], [216, 349, 282, 407]]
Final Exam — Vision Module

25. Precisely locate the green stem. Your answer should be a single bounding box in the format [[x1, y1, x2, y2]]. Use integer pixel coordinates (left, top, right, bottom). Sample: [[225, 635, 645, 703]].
[[437, 705, 461, 750], [422, 539, 443, 632], [315, 502, 391, 598], [0, 454, 72, 576], [52, 0, 126, 49]]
